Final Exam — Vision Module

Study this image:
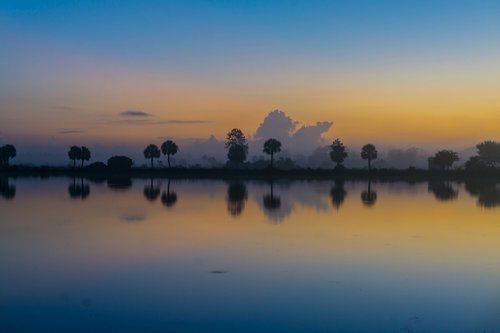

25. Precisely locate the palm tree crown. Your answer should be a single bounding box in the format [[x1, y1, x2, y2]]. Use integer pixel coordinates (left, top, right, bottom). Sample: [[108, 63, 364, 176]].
[[161, 140, 179, 168], [144, 144, 161, 168]]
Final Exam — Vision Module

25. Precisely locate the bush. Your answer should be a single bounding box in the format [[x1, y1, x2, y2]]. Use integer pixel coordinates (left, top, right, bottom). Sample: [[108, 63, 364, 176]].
[[107, 156, 133, 170], [87, 161, 107, 171]]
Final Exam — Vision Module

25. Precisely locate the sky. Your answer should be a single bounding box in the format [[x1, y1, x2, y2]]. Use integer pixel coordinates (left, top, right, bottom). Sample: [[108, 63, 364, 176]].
[[1, 0, 500, 164]]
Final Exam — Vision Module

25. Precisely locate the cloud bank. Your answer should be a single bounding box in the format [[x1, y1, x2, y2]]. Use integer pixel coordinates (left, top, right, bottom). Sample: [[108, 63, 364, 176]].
[[252, 109, 333, 156]]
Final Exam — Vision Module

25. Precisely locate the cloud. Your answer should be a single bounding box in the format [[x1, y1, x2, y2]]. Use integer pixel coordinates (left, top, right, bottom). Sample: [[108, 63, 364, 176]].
[[120, 110, 152, 117], [252, 110, 333, 155], [109, 118, 209, 125], [58, 129, 84, 134], [157, 120, 210, 124], [254, 110, 298, 142], [120, 214, 146, 223], [53, 105, 80, 112]]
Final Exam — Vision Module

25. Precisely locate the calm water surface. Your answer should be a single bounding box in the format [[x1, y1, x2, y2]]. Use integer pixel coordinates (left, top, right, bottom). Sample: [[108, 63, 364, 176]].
[[1, 177, 500, 332]]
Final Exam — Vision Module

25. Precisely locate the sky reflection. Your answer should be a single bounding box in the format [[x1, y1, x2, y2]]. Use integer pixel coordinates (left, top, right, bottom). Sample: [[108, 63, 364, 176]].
[[1, 177, 500, 332]]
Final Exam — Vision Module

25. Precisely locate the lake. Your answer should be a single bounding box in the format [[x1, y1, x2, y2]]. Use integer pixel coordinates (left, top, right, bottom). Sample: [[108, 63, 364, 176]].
[[1, 176, 500, 332]]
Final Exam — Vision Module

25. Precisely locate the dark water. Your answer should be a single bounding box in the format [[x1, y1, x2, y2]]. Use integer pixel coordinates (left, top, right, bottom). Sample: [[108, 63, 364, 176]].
[[1, 177, 500, 332]]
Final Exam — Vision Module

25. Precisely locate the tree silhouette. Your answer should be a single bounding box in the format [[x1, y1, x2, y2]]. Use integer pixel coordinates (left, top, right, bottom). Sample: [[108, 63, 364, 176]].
[[433, 150, 459, 170], [68, 146, 82, 169], [361, 180, 377, 206], [144, 178, 160, 202], [161, 140, 179, 168], [263, 138, 282, 168], [226, 182, 248, 217], [225, 128, 248, 164], [465, 155, 489, 172], [161, 179, 177, 208], [107, 156, 133, 170], [81, 146, 91, 168], [361, 144, 378, 171], [330, 139, 348, 168], [476, 141, 500, 167], [0, 144, 16, 167], [144, 144, 161, 169], [0, 178, 16, 200], [330, 179, 347, 210]]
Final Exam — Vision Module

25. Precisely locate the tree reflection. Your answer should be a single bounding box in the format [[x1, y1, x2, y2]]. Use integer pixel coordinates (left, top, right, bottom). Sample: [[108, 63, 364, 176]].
[[428, 180, 458, 202], [161, 179, 177, 208], [68, 177, 90, 200], [330, 179, 347, 210], [144, 178, 160, 202], [465, 179, 500, 208], [0, 177, 16, 200], [361, 180, 377, 207], [226, 182, 248, 217], [262, 180, 286, 224], [107, 177, 133, 191]]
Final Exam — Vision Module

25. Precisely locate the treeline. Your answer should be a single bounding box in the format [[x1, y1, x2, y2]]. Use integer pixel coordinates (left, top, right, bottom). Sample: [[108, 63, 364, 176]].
[[1, 130, 500, 173]]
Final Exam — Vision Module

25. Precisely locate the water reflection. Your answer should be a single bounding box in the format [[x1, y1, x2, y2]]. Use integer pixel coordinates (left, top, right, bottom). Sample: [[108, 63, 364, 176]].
[[68, 177, 90, 200], [107, 177, 133, 191], [262, 180, 284, 224], [226, 182, 248, 217], [161, 179, 177, 208], [428, 180, 458, 202], [2, 177, 500, 333], [144, 178, 161, 202], [330, 179, 347, 210], [0, 177, 16, 200], [465, 179, 500, 208], [361, 179, 377, 207]]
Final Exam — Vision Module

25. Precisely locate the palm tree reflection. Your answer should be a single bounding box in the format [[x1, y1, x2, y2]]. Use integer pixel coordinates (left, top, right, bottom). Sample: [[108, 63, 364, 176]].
[[0, 177, 16, 200], [144, 178, 161, 202], [361, 179, 377, 207], [161, 179, 177, 208], [226, 182, 248, 217], [330, 179, 347, 210], [68, 177, 90, 200]]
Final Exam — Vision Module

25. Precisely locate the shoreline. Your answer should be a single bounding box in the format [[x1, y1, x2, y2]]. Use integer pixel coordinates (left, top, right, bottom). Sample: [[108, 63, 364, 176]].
[[1, 166, 499, 181]]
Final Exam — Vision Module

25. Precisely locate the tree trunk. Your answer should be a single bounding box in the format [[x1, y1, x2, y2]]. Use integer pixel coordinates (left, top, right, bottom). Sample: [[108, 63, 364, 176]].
[[151, 157, 153, 169], [81, 159, 84, 168], [168, 154, 171, 169], [271, 153, 274, 168], [368, 158, 371, 171], [73, 159, 76, 169]]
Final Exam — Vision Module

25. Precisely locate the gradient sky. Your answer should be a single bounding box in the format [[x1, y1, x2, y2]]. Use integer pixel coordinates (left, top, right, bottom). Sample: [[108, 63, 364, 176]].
[[1, 0, 500, 157]]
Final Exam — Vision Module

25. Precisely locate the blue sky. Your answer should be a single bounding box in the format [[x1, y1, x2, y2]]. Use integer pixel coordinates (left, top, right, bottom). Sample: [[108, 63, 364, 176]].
[[1, 0, 500, 164]]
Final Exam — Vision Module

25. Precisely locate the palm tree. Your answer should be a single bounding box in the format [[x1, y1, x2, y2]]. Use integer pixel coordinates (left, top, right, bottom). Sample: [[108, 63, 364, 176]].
[[143, 144, 161, 169], [68, 146, 82, 169], [263, 138, 282, 168], [329, 139, 348, 168], [81, 146, 91, 168], [161, 140, 179, 168], [361, 144, 378, 171]]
